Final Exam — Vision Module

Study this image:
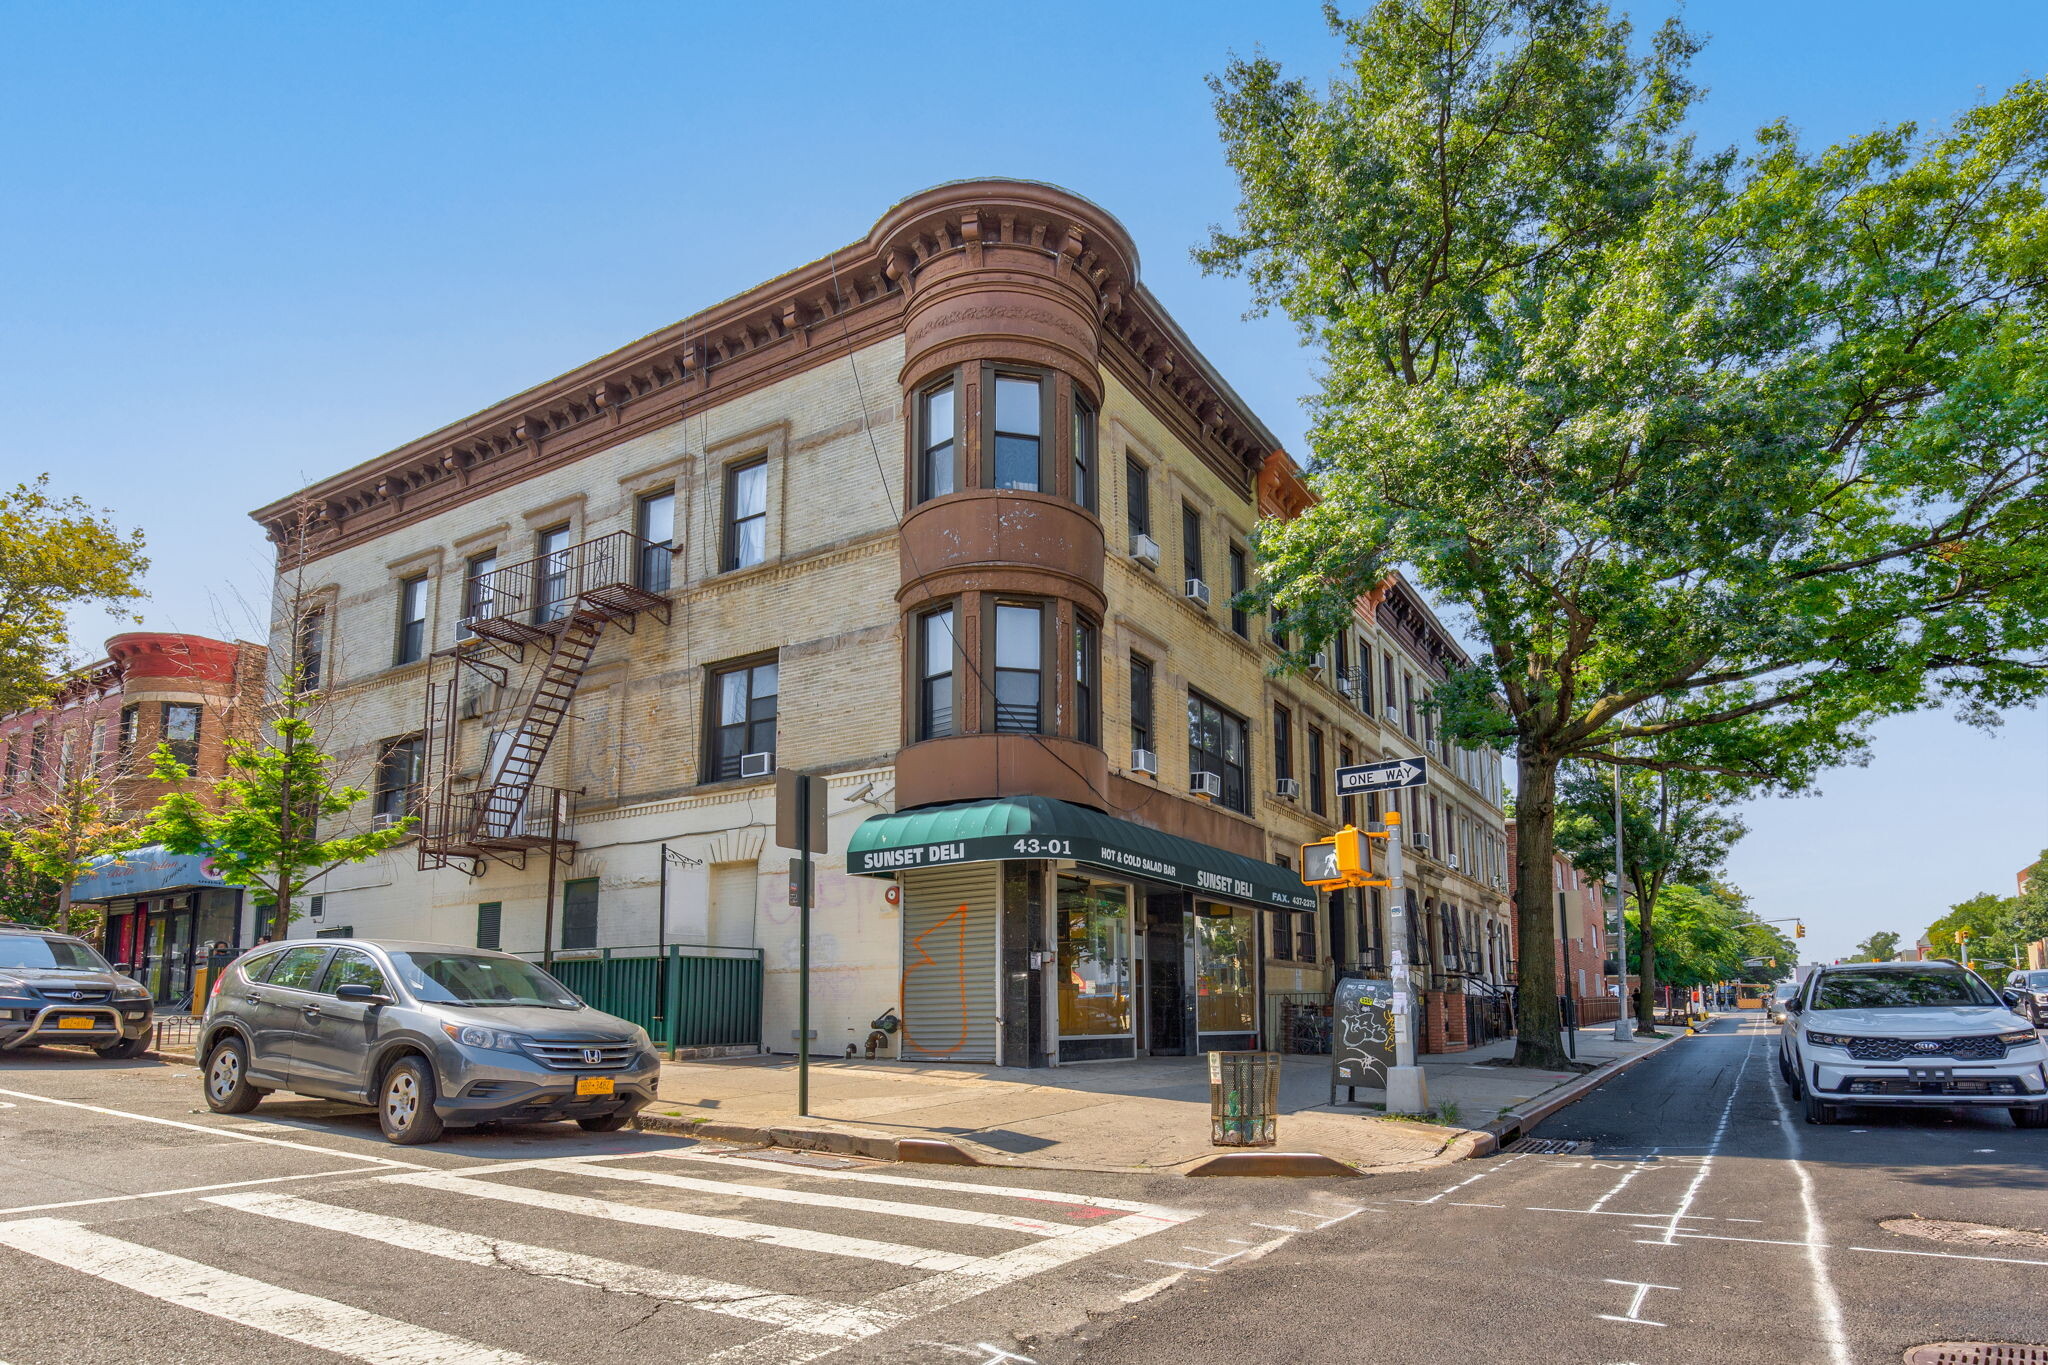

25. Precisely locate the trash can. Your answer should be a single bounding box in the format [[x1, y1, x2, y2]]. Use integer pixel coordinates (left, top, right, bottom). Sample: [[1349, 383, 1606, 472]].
[[1209, 1050, 1281, 1147]]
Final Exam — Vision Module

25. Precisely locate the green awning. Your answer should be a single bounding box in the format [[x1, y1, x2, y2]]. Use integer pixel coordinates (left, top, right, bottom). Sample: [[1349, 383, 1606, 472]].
[[847, 795, 1317, 911]]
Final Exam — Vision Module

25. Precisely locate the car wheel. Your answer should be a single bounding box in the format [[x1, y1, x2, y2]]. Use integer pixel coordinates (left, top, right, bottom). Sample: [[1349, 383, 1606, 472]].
[[576, 1113, 633, 1133], [2011, 1105, 2048, 1129], [377, 1056, 446, 1146], [1803, 1089, 1837, 1125], [203, 1036, 264, 1114], [1777, 1047, 1795, 1086], [95, 1027, 154, 1060]]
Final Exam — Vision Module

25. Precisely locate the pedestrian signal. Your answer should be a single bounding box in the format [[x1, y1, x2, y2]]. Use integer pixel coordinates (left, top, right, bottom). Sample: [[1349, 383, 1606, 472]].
[[1300, 827, 1373, 889]]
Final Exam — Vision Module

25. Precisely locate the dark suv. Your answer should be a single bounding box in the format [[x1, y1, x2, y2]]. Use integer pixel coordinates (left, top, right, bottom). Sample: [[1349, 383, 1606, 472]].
[[0, 924, 156, 1058]]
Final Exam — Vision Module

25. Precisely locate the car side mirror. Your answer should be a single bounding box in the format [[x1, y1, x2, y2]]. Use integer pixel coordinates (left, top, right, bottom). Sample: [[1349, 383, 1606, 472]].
[[334, 984, 392, 1006], [1785, 998, 1804, 1014], [113, 963, 133, 975]]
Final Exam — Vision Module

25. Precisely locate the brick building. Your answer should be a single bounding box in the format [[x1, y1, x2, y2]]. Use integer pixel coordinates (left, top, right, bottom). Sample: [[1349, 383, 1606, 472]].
[[1506, 821, 1617, 1026], [0, 631, 268, 1000], [249, 180, 1510, 1063]]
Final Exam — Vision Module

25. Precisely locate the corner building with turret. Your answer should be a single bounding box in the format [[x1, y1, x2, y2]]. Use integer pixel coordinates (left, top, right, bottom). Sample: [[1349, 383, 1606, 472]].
[[252, 180, 1513, 1064]]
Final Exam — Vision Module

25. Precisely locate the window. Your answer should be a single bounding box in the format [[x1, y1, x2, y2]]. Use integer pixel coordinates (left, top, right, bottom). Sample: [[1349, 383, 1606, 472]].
[[1074, 616, 1099, 745], [1404, 673, 1418, 737], [993, 602, 1044, 733], [476, 902, 503, 951], [1339, 743, 1356, 825], [462, 551, 497, 637], [1358, 640, 1375, 710], [1308, 726, 1327, 816], [1129, 655, 1154, 757], [918, 607, 955, 740], [322, 948, 387, 995], [561, 878, 599, 952], [991, 375, 1042, 491], [1270, 906, 1292, 961], [1272, 705, 1293, 784], [1383, 652, 1398, 719], [1125, 457, 1151, 542], [162, 704, 201, 773], [536, 524, 572, 623], [708, 659, 778, 780], [1228, 544, 1248, 636], [297, 607, 325, 688], [2, 735, 17, 788], [265, 946, 330, 991], [373, 734, 422, 822], [918, 382, 956, 502], [1270, 606, 1289, 652], [1334, 632, 1350, 697], [1181, 504, 1204, 589], [1071, 395, 1096, 511], [394, 574, 428, 665], [724, 459, 767, 571], [1187, 691, 1249, 814], [1296, 910, 1317, 963], [636, 489, 675, 592]]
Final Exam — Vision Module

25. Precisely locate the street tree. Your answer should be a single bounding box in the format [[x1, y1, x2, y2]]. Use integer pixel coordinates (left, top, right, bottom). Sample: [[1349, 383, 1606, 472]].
[[2000, 848, 2048, 950], [1202, 0, 2048, 1066], [1924, 892, 2018, 970], [1552, 739, 1749, 1033], [142, 669, 411, 936], [1850, 931, 1903, 963], [1623, 884, 1791, 997], [0, 477, 148, 714], [0, 722, 146, 937]]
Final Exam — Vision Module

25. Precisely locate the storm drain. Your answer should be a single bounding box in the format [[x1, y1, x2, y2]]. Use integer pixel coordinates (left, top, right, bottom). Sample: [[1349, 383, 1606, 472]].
[[1499, 1137, 1590, 1155], [1904, 1344, 2048, 1364], [1880, 1218, 2048, 1251]]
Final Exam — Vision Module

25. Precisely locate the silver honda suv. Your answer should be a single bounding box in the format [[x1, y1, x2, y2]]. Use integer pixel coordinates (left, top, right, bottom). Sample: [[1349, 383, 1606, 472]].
[[200, 938, 660, 1144]]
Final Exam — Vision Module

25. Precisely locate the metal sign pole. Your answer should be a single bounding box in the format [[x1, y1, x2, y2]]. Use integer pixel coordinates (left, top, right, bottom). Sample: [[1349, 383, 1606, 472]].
[[798, 779, 813, 1119], [1384, 813, 1430, 1113]]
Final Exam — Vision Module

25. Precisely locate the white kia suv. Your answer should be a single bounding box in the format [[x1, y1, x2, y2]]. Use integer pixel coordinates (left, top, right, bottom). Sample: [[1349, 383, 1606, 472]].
[[1779, 961, 2047, 1127]]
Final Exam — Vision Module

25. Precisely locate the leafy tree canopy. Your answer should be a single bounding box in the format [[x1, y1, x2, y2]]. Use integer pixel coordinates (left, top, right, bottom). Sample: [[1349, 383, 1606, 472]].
[[1924, 891, 2018, 968], [1849, 930, 1904, 963], [0, 477, 148, 713], [2002, 848, 2048, 949]]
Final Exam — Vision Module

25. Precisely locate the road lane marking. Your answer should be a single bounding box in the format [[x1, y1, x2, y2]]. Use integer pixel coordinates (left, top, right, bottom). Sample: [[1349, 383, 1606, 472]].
[[206, 1192, 900, 1338], [1763, 1033, 1853, 1365], [0, 1169, 385, 1216], [1647, 1036, 1753, 1247], [524, 1158, 1071, 1237], [0, 1087, 420, 1169], [0, 1217, 537, 1364], [381, 1169, 983, 1271], [1405, 1152, 1532, 1205], [1597, 1279, 1676, 1327], [1849, 1245, 2048, 1269], [1585, 1147, 1660, 1213], [649, 1150, 1180, 1216]]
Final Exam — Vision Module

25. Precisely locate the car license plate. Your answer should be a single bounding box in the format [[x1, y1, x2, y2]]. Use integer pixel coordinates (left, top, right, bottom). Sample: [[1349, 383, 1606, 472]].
[[56, 1016, 95, 1030], [575, 1076, 614, 1096]]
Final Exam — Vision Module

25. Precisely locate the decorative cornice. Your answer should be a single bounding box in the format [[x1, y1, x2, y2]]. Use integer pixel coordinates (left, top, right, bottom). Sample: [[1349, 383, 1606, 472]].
[[251, 179, 1286, 564]]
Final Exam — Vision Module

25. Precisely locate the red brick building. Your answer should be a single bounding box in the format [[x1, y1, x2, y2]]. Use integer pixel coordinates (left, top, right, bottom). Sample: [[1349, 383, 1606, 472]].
[[1505, 821, 1618, 1026]]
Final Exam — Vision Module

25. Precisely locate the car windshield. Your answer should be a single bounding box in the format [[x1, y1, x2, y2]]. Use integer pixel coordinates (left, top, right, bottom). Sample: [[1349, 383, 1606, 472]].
[[386, 951, 578, 1008], [0, 936, 109, 971], [1812, 970, 1999, 1010]]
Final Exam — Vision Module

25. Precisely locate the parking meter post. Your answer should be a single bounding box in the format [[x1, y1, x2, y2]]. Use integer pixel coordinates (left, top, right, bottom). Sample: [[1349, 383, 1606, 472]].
[[1384, 813, 1430, 1114]]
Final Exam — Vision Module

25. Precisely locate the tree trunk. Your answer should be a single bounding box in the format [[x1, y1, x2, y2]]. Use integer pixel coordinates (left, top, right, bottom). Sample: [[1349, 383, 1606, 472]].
[[1512, 750, 1570, 1069], [56, 877, 73, 935]]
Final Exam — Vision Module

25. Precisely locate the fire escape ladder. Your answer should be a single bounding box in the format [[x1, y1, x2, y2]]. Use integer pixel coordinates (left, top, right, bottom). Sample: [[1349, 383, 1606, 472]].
[[467, 606, 606, 844]]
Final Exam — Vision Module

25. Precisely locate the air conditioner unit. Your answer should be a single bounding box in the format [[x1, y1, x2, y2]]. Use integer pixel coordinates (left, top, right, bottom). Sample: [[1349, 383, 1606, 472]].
[[1336, 674, 1355, 697], [371, 810, 403, 830], [1131, 747, 1158, 775], [1275, 777, 1300, 799], [1447, 854, 1461, 870], [1184, 578, 1211, 607], [1190, 771, 1223, 799], [1384, 705, 1401, 721], [1129, 533, 1161, 568], [1410, 832, 1432, 853], [739, 752, 773, 779]]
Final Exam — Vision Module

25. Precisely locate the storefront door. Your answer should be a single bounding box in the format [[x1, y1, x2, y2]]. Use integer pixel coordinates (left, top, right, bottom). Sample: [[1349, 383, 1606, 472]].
[[1055, 875, 1135, 1063], [1143, 891, 1191, 1056], [145, 906, 194, 1005], [1194, 900, 1258, 1052]]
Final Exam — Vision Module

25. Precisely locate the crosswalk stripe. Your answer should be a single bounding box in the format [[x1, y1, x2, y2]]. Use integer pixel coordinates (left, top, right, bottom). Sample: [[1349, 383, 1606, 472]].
[[383, 1170, 984, 1271], [205, 1192, 900, 1339], [701, 1207, 1199, 1365], [651, 1149, 1186, 1216], [538, 1158, 1071, 1237], [0, 1217, 538, 1365]]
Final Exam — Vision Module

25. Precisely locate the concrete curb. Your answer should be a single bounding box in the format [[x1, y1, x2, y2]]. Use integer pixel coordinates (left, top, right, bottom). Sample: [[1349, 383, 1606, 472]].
[[1470, 1028, 1693, 1156]]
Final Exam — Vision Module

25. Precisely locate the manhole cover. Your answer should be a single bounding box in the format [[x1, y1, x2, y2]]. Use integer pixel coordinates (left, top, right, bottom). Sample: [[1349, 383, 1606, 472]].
[[1881, 1218, 2048, 1251], [1500, 1137, 1589, 1154], [1904, 1345, 2048, 1364]]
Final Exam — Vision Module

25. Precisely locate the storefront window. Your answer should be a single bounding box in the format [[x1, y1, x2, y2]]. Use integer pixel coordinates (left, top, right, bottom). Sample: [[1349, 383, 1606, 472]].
[[1056, 877, 1132, 1037], [1194, 900, 1256, 1035]]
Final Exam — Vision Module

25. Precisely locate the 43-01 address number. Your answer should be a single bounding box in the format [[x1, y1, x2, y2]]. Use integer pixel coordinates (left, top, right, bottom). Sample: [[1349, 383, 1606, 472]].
[[1012, 838, 1074, 855]]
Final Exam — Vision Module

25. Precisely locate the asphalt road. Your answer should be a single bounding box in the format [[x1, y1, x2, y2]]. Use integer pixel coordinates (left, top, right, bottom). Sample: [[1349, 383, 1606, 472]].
[[3, 1015, 2043, 1364], [1067, 1012, 2048, 1364]]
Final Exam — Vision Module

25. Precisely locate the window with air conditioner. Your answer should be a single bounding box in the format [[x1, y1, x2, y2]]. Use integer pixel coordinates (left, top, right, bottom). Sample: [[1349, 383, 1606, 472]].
[[1188, 692, 1248, 813], [1181, 504, 1206, 609], [1184, 578, 1211, 607], [1131, 748, 1158, 774], [1129, 532, 1160, 567], [1190, 770, 1223, 799], [708, 658, 778, 781], [1275, 776, 1300, 799], [1130, 655, 1155, 772]]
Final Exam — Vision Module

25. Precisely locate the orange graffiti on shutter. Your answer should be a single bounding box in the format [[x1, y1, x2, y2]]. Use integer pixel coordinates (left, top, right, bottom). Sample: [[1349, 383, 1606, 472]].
[[900, 903, 970, 1055]]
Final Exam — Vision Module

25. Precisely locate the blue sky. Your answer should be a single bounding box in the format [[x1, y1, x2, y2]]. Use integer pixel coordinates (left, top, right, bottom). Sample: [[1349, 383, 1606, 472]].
[[3, 1, 2042, 962]]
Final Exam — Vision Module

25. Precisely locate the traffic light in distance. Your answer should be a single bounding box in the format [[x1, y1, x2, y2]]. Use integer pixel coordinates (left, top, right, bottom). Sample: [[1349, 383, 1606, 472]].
[[1795, 923, 1806, 939]]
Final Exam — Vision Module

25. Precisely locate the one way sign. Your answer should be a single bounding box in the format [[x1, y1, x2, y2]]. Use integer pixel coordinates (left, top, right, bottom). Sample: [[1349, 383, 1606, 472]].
[[1335, 755, 1431, 795]]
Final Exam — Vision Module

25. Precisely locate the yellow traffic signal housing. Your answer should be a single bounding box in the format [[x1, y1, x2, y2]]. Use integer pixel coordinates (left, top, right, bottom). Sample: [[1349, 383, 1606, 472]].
[[1795, 923, 1806, 939], [1300, 827, 1373, 889]]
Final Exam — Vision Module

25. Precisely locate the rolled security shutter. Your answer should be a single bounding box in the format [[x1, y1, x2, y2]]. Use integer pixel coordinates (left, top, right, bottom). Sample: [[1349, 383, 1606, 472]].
[[899, 863, 1001, 1063]]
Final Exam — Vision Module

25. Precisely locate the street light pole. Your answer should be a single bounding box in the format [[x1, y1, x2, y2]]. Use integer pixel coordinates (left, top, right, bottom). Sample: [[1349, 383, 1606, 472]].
[[1611, 762, 1634, 1042], [1384, 811, 1430, 1113]]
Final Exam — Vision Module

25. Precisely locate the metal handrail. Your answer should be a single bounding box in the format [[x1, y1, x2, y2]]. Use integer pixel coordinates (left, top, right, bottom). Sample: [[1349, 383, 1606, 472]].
[[462, 531, 664, 628]]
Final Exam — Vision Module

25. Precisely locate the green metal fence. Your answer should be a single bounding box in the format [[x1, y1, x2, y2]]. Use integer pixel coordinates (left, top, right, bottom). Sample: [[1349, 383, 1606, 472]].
[[534, 945, 762, 1054]]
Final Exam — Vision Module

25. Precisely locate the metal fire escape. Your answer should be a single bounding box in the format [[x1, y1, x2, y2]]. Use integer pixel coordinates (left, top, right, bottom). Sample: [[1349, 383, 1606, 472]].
[[417, 531, 672, 877]]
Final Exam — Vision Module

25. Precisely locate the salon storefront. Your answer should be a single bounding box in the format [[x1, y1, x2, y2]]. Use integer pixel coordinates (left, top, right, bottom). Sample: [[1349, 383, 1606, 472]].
[[69, 846, 250, 1006], [849, 796, 1315, 1066]]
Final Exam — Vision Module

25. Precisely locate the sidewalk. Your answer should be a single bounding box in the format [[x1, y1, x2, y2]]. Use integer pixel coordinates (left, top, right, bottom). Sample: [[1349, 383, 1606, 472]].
[[645, 1022, 1680, 1175]]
